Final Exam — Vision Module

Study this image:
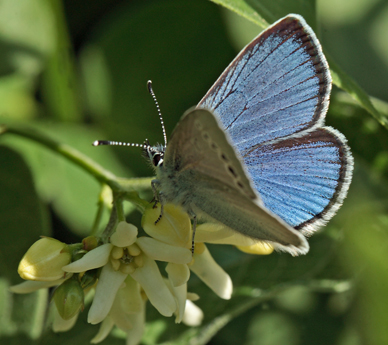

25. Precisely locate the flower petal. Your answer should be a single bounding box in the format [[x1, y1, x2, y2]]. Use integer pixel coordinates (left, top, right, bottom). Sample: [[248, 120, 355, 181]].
[[237, 242, 274, 255], [90, 316, 115, 344], [62, 244, 113, 273], [109, 277, 143, 331], [190, 245, 233, 300], [10, 278, 68, 293], [187, 292, 200, 301], [136, 237, 192, 264], [182, 300, 204, 327], [142, 204, 191, 247], [52, 302, 79, 332], [88, 262, 127, 324], [130, 255, 176, 317], [166, 263, 190, 287], [126, 305, 145, 345], [168, 282, 187, 323], [111, 222, 138, 247], [196, 223, 261, 246], [195, 223, 235, 243], [110, 295, 133, 331], [119, 276, 143, 314]]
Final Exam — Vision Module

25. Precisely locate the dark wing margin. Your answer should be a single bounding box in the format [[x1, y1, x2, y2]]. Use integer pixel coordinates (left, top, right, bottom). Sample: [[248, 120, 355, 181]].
[[197, 14, 332, 152], [244, 127, 353, 235]]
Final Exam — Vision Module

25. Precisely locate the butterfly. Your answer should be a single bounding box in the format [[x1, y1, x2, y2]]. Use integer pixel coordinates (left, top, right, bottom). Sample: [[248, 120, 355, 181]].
[[95, 14, 353, 256]]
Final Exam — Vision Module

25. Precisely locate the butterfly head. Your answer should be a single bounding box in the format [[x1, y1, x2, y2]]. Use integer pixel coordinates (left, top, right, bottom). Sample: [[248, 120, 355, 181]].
[[93, 80, 168, 169], [143, 141, 165, 168]]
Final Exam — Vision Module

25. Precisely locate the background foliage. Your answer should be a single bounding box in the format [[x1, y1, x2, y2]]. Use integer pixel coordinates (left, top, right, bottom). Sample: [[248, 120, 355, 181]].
[[1, 0, 388, 344]]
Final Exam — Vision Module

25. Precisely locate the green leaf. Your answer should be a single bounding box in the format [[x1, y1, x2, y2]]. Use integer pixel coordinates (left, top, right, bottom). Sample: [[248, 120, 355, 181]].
[[209, 0, 268, 29], [0, 0, 56, 120], [210, 0, 316, 29], [329, 57, 388, 129], [41, 0, 82, 122], [0, 146, 50, 341], [0, 0, 55, 73], [0, 146, 50, 282]]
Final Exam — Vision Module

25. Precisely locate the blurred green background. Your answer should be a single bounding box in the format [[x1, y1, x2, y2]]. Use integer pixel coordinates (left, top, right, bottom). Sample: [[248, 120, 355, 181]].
[[0, 0, 388, 344]]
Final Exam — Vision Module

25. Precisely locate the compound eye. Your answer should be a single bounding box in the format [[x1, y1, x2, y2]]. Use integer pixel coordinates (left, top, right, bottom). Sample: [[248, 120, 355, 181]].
[[152, 153, 163, 167]]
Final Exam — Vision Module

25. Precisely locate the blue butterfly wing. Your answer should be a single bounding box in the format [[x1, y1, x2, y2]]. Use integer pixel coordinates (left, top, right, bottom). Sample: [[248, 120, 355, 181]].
[[244, 128, 353, 234], [197, 14, 353, 232], [198, 15, 331, 153]]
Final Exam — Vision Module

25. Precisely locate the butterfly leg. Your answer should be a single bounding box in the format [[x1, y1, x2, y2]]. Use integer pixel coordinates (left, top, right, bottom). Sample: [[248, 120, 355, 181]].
[[187, 209, 197, 254], [154, 194, 164, 225], [151, 179, 164, 224], [151, 179, 160, 208]]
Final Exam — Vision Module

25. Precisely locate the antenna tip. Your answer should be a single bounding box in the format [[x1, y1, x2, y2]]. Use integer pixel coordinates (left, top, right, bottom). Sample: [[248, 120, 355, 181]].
[[93, 140, 110, 146], [147, 80, 153, 93]]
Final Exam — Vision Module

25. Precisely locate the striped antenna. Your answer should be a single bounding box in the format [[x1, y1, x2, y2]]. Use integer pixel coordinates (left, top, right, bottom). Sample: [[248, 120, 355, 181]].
[[93, 80, 166, 150], [147, 80, 167, 147], [92, 140, 150, 150]]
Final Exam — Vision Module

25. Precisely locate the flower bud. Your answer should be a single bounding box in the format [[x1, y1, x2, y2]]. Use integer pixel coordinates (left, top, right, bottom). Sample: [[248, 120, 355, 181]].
[[53, 279, 84, 320], [82, 236, 99, 251], [18, 237, 71, 281]]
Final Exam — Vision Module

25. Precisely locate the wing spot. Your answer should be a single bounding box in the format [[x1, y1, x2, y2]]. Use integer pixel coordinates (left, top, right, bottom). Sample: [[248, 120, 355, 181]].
[[237, 181, 244, 189], [221, 153, 229, 162], [228, 166, 238, 178], [211, 142, 218, 150], [202, 132, 209, 141]]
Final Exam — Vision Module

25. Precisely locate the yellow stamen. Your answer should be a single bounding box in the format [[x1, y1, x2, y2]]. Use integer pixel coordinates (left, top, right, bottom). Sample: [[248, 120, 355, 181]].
[[120, 262, 136, 274], [128, 243, 141, 256], [134, 255, 144, 268], [111, 246, 124, 260], [110, 258, 120, 271]]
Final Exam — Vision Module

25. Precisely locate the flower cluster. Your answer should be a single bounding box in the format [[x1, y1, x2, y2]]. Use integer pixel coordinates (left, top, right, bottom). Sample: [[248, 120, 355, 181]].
[[11, 203, 273, 344]]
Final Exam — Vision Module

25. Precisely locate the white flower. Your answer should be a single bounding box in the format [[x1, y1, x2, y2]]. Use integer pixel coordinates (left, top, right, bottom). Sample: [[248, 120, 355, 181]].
[[11, 202, 274, 345], [90, 275, 145, 344], [143, 204, 233, 301], [62, 220, 192, 325]]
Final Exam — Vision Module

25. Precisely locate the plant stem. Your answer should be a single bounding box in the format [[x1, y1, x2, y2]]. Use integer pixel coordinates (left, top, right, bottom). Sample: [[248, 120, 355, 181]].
[[0, 124, 141, 192]]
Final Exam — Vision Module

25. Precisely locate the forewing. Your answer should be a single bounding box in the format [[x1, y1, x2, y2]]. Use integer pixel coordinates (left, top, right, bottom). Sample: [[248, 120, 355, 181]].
[[163, 108, 309, 255], [197, 14, 331, 152], [164, 108, 257, 201], [244, 128, 354, 235]]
